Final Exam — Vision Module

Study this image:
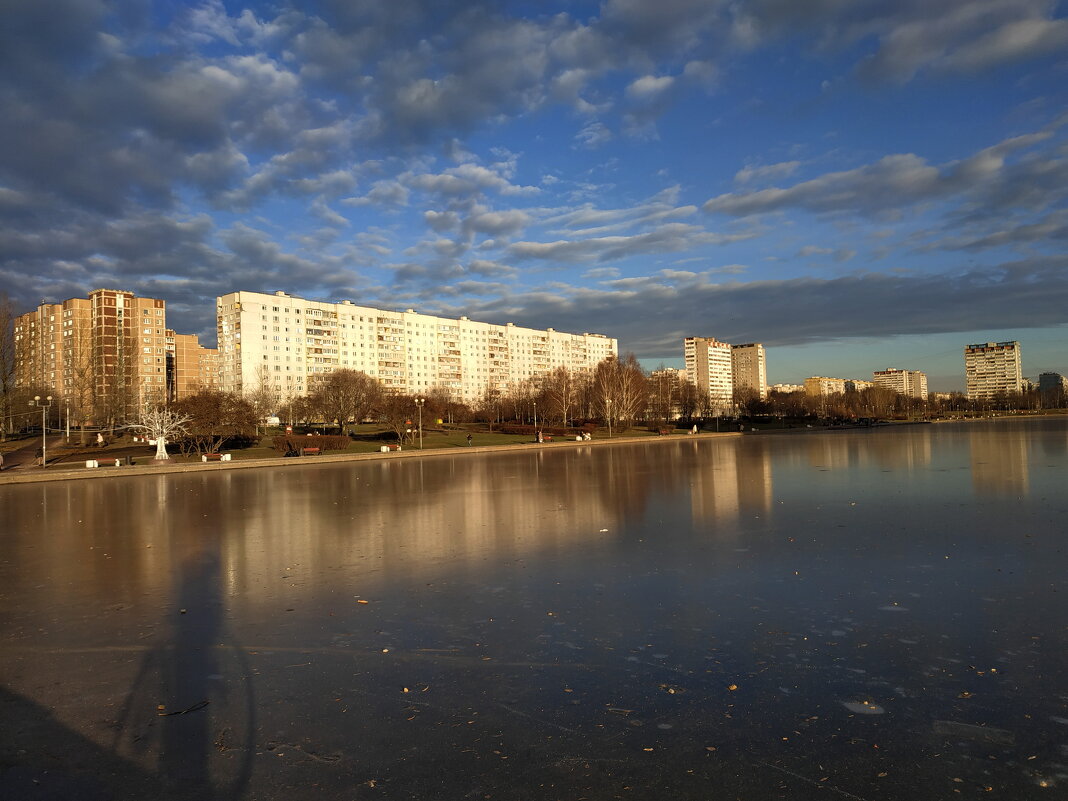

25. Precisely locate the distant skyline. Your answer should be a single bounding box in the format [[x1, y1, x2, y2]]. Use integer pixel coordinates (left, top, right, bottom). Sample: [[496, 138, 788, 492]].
[[2, 1, 1066, 392]]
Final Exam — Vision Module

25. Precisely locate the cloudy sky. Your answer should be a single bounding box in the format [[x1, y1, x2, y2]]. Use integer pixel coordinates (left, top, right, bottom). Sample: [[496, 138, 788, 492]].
[[2, 0, 1067, 389]]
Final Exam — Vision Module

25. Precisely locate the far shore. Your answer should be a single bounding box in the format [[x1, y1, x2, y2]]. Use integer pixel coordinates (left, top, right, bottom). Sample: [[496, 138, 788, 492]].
[[0, 429, 744, 487], [2, 413, 1061, 487]]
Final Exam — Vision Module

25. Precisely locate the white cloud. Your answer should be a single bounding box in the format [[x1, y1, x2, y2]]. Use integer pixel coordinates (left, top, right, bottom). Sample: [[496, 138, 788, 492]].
[[734, 161, 801, 185], [575, 121, 613, 149], [626, 75, 675, 100], [508, 223, 754, 263]]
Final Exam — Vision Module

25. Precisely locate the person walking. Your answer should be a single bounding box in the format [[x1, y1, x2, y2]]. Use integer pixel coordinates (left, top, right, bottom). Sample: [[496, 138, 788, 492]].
[[466, 434, 473, 446]]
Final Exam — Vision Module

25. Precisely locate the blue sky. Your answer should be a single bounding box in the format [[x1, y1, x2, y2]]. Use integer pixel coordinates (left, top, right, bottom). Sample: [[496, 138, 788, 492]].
[[2, 0, 1067, 391]]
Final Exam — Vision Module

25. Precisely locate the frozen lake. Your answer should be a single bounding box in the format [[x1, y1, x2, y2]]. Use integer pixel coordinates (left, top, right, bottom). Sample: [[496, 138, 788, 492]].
[[2, 419, 1067, 799]]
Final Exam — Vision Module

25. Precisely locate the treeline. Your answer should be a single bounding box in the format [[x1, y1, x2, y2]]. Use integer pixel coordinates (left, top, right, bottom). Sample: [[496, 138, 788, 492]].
[[4, 299, 1066, 450]]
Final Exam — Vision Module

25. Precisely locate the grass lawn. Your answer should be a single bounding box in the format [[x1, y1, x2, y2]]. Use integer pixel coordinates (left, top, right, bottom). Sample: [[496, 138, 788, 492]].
[[16, 423, 695, 470], [202, 423, 680, 459]]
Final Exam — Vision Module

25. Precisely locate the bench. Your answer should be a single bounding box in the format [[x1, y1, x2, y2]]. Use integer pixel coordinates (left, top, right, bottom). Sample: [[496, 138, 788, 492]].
[[658, 428, 672, 436], [300, 447, 321, 457]]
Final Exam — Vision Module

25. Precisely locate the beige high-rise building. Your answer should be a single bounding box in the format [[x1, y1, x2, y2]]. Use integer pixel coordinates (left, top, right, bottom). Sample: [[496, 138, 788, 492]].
[[684, 336, 734, 412], [215, 290, 617, 401], [13, 300, 80, 397], [730, 343, 767, 399], [14, 291, 169, 405], [14, 289, 212, 420], [964, 341, 1022, 400], [872, 368, 928, 399], [166, 331, 220, 401]]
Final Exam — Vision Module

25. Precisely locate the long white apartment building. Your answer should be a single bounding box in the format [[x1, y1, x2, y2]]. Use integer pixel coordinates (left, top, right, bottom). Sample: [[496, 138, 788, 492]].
[[216, 290, 617, 401]]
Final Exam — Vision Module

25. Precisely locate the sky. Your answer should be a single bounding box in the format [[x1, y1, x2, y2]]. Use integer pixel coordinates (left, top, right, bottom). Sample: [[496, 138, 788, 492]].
[[2, 0, 1067, 391]]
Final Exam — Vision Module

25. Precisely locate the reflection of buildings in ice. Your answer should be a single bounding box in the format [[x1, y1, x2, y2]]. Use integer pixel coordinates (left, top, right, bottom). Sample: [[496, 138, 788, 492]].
[[970, 428, 1029, 496], [11, 439, 772, 611], [687, 438, 772, 526], [803, 430, 933, 473], [9, 456, 634, 610], [805, 436, 854, 472], [207, 449, 646, 599], [1039, 425, 1068, 458], [872, 430, 932, 470]]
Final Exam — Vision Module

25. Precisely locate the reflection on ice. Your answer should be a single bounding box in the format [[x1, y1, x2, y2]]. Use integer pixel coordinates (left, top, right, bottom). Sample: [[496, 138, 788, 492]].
[[1, 419, 1067, 800]]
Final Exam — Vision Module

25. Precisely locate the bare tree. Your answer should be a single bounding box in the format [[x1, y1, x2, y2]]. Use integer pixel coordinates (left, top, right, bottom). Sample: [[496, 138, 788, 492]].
[[0, 294, 15, 440], [173, 389, 258, 454], [648, 368, 679, 424], [307, 369, 382, 434], [425, 385, 470, 424], [95, 317, 139, 434], [733, 387, 760, 418], [543, 366, 580, 427], [375, 391, 417, 443], [126, 403, 190, 460], [676, 380, 700, 422], [65, 324, 96, 445], [245, 364, 280, 431], [506, 379, 535, 423], [592, 354, 648, 432], [475, 387, 504, 427]]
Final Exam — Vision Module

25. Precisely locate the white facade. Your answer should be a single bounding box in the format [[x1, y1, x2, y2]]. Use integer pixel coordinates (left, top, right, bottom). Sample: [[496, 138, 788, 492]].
[[216, 290, 617, 402], [964, 341, 1022, 400], [684, 336, 734, 410], [872, 368, 928, 399]]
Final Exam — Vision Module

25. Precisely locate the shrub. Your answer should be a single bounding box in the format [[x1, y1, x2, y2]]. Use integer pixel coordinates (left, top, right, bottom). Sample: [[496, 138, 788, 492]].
[[272, 435, 351, 455]]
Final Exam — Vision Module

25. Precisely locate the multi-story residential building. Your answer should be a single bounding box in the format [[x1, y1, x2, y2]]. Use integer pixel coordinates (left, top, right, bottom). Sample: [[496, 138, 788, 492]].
[[1038, 372, 1067, 394], [730, 343, 767, 399], [804, 376, 847, 396], [13, 300, 79, 397], [804, 376, 875, 396], [14, 289, 170, 408], [684, 336, 734, 412], [215, 290, 617, 402], [166, 331, 220, 401], [872, 368, 929, 399], [964, 341, 1022, 400], [770, 383, 804, 394]]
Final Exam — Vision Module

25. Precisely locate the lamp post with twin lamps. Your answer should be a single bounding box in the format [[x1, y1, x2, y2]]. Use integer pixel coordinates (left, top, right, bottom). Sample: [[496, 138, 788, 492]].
[[29, 395, 52, 467]]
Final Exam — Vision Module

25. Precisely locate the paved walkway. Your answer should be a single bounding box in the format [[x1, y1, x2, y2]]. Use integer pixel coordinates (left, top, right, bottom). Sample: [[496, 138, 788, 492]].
[[0, 435, 66, 473]]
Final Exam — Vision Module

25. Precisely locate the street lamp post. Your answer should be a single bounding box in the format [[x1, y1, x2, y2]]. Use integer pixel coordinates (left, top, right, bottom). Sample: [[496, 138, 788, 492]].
[[606, 398, 612, 438], [29, 395, 53, 468], [65, 398, 70, 443], [533, 400, 537, 432], [414, 397, 424, 449]]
